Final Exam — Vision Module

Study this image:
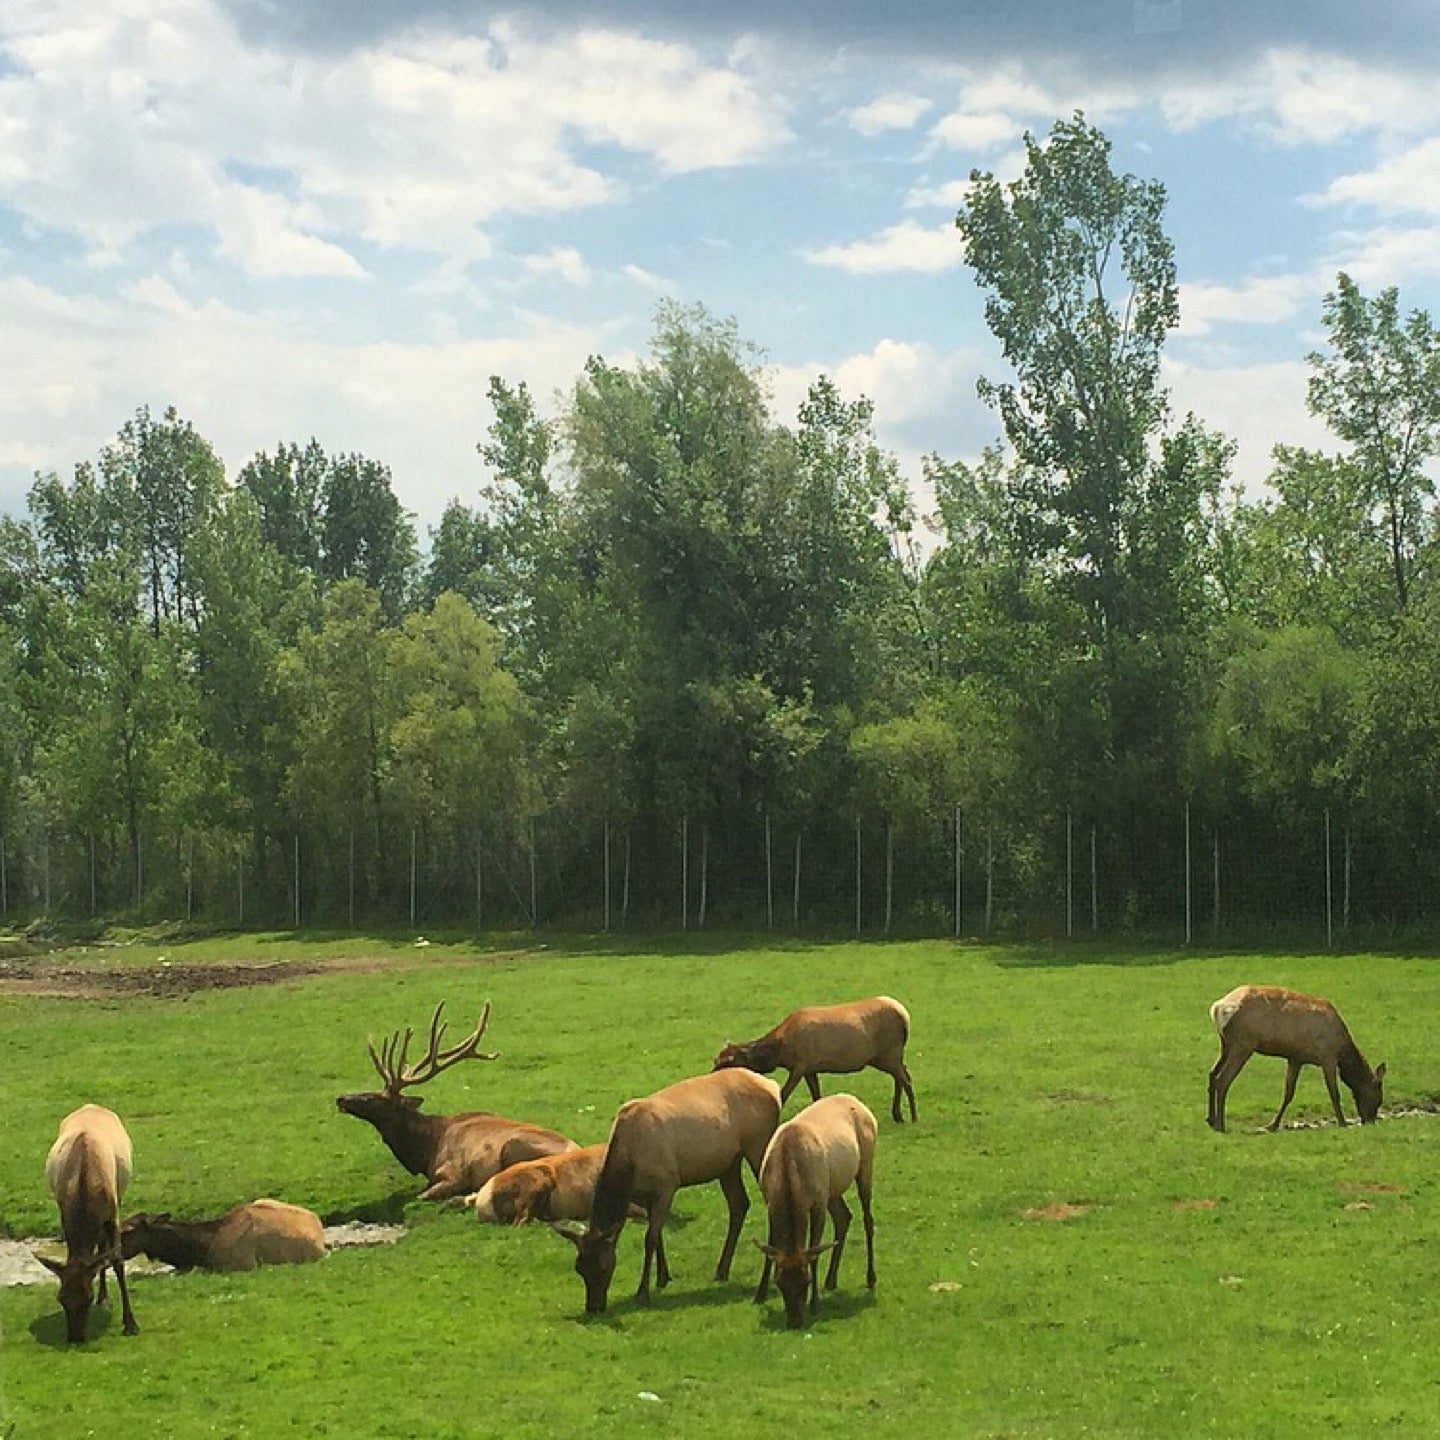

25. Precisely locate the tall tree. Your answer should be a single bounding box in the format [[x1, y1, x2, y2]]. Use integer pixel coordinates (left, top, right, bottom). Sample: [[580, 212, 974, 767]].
[[320, 454, 418, 620], [955, 113, 1179, 648], [1306, 273, 1440, 612]]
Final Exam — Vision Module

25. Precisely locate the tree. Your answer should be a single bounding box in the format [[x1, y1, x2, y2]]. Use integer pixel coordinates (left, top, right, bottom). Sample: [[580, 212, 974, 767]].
[[320, 453, 418, 620], [1306, 273, 1440, 611], [955, 113, 1179, 646], [237, 440, 327, 577]]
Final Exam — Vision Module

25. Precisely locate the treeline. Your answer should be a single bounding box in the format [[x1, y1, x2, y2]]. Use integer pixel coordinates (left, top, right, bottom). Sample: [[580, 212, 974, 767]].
[[2, 117, 1439, 940]]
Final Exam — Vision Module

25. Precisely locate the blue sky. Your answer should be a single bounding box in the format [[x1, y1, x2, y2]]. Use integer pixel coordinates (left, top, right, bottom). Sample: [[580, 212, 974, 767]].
[[3, 0, 1439, 540]]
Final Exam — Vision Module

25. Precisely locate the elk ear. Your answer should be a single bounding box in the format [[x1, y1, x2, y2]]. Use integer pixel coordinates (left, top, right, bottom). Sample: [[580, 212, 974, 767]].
[[752, 1238, 779, 1258], [550, 1223, 586, 1248], [803, 1241, 837, 1262], [34, 1252, 65, 1277], [1375, 1062, 1387, 1082]]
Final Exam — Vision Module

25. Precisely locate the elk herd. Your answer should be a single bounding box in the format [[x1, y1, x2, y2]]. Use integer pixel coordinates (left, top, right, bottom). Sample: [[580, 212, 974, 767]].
[[35, 980, 1386, 1344]]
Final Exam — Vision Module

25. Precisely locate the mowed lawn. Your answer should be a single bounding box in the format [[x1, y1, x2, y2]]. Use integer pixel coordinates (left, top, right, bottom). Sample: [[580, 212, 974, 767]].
[[3, 935, 1440, 1439]]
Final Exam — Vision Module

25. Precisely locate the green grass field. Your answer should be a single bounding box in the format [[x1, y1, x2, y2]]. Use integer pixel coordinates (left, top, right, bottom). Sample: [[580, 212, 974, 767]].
[[3, 933, 1439, 1439]]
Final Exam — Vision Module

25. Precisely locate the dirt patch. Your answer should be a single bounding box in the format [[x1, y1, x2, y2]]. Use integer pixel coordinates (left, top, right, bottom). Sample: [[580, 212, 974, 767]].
[[1336, 1180, 1406, 1195], [0, 948, 516, 1000], [1171, 1198, 1223, 1212], [1046, 1090, 1111, 1105], [1019, 1201, 1092, 1222], [1, 1222, 405, 1287]]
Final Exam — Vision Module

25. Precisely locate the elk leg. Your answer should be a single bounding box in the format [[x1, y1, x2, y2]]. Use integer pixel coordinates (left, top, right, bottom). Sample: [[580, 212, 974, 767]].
[[779, 1071, 802, 1106], [856, 1163, 877, 1289], [806, 1205, 825, 1313], [804, 1073, 822, 1103], [882, 1062, 917, 1123], [653, 1221, 672, 1290], [1268, 1058, 1303, 1131], [1209, 1047, 1248, 1132], [113, 1256, 139, 1336], [1321, 1062, 1348, 1127], [754, 1250, 773, 1304], [824, 1195, 851, 1291], [417, 1172, 468, 1202], [713, 1160, 750, 1282], [636, 1195, 671, 1304]]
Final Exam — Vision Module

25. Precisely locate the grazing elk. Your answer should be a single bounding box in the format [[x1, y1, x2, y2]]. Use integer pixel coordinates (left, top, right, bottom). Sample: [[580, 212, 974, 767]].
[[754, 1094, 877, 1329], [463, 1145, 617, 1225], [713, 995, 917, 1123], [1208, 984, 1386, 1133], [337, 1001, 577, 1200], [557, 1069, 781, 1314], [122, 1199, 326, 1272], [37, 1104, 139, 1343]]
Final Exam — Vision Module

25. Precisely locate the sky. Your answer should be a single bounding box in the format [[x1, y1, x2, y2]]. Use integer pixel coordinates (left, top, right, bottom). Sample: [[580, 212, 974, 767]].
[[3, 0, 1440, 544]]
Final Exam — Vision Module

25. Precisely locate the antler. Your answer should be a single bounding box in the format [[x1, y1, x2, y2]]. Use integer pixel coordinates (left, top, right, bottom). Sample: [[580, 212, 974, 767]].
[[366, 1001, 498, 1094]]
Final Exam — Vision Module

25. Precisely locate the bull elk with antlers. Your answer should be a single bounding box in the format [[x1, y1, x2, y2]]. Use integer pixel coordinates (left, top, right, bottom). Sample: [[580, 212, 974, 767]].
[[336, 1001, 578, 1200]]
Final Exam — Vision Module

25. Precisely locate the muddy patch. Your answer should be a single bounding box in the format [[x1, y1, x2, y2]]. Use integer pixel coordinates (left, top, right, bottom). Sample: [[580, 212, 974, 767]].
[[1, 1222, 405, 1287], [1019, 1201, 1092, 1222], [1171, 1198, 1223, 1212]]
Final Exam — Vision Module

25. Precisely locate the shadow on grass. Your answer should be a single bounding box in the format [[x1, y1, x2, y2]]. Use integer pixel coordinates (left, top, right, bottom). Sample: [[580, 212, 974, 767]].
[[753, 1286, 876, 1333], [323, 1189, 415, 1226], [27, 1300, 128, 1350]]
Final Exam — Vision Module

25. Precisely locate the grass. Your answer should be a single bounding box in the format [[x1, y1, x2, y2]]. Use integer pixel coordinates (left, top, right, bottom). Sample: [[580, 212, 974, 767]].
[[4, 933, 1440, 1437]]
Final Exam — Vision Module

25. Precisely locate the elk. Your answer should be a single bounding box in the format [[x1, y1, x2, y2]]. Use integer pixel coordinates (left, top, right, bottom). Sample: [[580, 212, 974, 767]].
[[754, 1093, 877, 1329], [336, 1001, 577, 1200], [464, 1145, 613, 1225], [713, 995, 917, 1123], [122, 1200, 326, 1272], [556, 1068, 781, 1314], [1208, 985, 1386, 1133], [36, 1104, 139, 1343]]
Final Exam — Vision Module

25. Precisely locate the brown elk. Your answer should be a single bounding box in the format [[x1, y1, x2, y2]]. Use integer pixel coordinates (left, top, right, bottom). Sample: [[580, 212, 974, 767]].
[[36, 1104, 139, 1343], [754, 1093, 877, 1329], [122, 1200, 326, 1272], [336, 1001, 577, 1200], [713, 995, 917, 1122], [464, 1145, 611, 1225], [556, 1068, 781, 1314], [1208, 985, 1386, 1133]]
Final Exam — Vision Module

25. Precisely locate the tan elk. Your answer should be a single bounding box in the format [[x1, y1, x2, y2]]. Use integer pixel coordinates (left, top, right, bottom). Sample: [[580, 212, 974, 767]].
[[1207, 985, 1386, 1133], [556, 1069, 781, 1314], [464, 1145, 612, 1225], [122, 1200, 326, 1272], [754, 1093, 877, 1329], [713, 995, 917, 1122], [37, 1104, 139, 1343], [336, 1001, 577, 1200]]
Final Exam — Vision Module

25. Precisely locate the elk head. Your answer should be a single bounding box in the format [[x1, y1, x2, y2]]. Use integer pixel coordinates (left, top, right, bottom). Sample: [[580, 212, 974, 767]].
[[336, 1002, 498, 1172], [555, 1222, 624, 1314], [1357, 1061, 1387, 1124], [712, 1036, 780, 1074], [758, 1239, 834, 1329], [36, 1251, 109, 1344]]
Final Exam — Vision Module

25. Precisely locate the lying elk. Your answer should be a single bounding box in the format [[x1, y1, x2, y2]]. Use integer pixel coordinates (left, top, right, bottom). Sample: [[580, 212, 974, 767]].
[[1208, 985, 1386, 1133], [122, 1200, 325, 1272], [337, 1001, 577, 1200], [556, 1069, 781, 1314], [37, 1104, 139, 1343], [714, 995, 917, 1123], [464, 1145, 615, 1225], [755, 1094, 877, 1329]]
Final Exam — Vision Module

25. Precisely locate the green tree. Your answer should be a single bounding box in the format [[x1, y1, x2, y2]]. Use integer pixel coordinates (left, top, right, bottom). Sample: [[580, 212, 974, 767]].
[[320, 454, 418, 620], [237, 440, 327, 576], [1307, 273, 1440, 611]]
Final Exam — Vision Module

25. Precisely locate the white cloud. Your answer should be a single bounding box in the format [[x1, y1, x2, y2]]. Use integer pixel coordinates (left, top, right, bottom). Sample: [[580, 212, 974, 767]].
[[848, 92, 932, 136], [0, 1, 789, 274], [1321, 138, 1440, 216], [1163, 357, 1330, 498], [1178, 273, 1318, 336], [522, 246, 593, 287], [0, 273, 611, 530], [1162, 50, 1440, 144], [930, 110, 1017, 153], [805, 221, 963, 274], [905, 178, 972, 211]]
